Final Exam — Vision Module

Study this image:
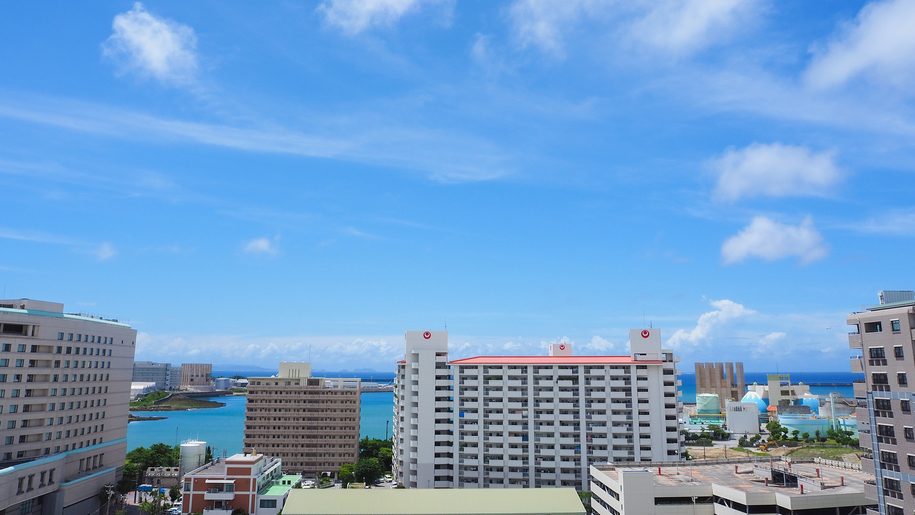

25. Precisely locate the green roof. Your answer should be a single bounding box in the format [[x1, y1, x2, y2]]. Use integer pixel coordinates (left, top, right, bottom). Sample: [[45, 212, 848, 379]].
[[262, 475, 301, 496], [282, 488, 585, 515]]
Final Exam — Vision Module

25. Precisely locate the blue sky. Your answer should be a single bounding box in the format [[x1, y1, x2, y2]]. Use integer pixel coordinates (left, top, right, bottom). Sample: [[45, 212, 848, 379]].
[[1, 0, 913, 373]]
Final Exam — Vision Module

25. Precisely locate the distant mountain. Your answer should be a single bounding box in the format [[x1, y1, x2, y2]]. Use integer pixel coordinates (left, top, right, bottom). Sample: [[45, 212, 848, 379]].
[[213, 364, 273, 371]]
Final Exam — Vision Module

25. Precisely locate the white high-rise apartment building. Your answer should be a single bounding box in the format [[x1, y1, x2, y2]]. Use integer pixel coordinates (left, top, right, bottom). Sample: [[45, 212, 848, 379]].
[[393, 329, 683, 491], [0, 299, 137, 515]]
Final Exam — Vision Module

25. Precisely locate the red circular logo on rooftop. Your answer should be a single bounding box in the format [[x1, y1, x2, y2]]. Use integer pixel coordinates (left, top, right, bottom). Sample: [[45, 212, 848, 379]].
[[559, 344, 565, 350], [641, 330, 650, 338], [423, 331, 431, 339]]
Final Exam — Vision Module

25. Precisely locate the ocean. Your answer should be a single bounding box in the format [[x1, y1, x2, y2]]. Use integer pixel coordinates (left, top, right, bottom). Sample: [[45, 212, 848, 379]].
[[127, 371, 859, 454]]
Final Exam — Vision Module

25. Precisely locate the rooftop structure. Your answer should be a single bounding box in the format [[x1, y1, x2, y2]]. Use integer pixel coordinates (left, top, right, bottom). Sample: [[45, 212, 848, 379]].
[[182, 452, 299, 515], [393, 329, 684, 491], [281, 488, 586, 515], [133, 361, 180, 391], [590, 458, 874, 515], [243, 363, 361, 475], [181, 363, 212, 390], [0, 298, 137, 515]]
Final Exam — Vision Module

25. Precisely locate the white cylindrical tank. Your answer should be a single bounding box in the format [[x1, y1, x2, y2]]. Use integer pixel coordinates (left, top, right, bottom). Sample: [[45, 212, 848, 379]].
[[214, 378, 231, 390], [180, 440, 207, 475], [697, 393, 720, 414]]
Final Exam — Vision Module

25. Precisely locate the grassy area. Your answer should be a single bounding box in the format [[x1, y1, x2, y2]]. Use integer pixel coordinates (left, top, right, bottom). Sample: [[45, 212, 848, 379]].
[[231, 388, 247, 393], [786, 445, 858, 460], [733, 447, 769, 457], [131, 395, 226, 411], [130, 390, 169, 408]]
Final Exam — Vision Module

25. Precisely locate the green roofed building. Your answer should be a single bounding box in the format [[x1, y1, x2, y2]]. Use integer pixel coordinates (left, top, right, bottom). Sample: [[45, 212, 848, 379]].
[[282, 488, 586, 515]]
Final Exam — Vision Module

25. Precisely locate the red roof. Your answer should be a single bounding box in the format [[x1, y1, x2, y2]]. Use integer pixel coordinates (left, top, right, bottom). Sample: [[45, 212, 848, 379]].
[[396, 360, 406, 364], [448, 356, 661, 365]]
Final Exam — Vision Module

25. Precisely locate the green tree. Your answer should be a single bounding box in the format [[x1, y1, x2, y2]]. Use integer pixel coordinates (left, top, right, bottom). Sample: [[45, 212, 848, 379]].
[[791, 429, 800, 441], [802, 432, 811, 443], [339, 463, 355, 488], [169, 485, 181, 502], [353, 458, 384, 484], [230, 509, 248, 515]]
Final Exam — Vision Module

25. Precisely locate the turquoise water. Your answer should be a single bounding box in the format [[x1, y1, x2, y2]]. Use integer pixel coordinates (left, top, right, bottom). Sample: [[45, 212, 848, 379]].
[[127, 392, 394, 454]]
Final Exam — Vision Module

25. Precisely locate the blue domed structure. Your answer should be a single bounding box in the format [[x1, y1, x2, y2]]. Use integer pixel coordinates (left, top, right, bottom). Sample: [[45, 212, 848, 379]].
[[741, 390, 768, 412], [799, 394, 820, 416]]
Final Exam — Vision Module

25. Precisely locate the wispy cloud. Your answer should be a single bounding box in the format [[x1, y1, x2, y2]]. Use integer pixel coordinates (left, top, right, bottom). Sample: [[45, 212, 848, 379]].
[[721, 216, 828, 265], [317, 0, 450, 34], [0, 92, 510, 182], [101, 2, 198, 86], [94, 242, 117, 261], [0, 227, 79, 246], [709, 143, 842, 202], [508, 0, 759, 58], [805, 0, 915, 90], [845, 209, 915, 236], [244, 236, 280, 256]]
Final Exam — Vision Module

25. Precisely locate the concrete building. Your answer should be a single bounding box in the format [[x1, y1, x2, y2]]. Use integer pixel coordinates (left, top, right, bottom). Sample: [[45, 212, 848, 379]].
[[724, 401, 761, 435], [181, 452, 300, 515], [0, 298, 136, 515], [132, 361, 179, 391], [170, 366, 183, 391], [590, 458, 873, 515], [243, 363, 361, 476], [695, 362, 745, 410], [848, 293, 915, 515], [281, 488, 586, 515], [145, 466, 180, 489], [393, 329, 684, 491], [181, 363, 212, 389]]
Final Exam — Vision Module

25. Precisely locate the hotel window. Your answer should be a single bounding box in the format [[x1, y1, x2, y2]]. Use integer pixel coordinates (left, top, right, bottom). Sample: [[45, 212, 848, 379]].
[[892, 319, 901, 331], [895, 346, 905, 358], [905, 427, 914, 440], [15, 360, 23, 367], [865, 321, 883, 333], [873, 373, 889, 385], [17, 344, 25, 352], [1, 344, 8, 351], [869, 347, 886, 359], [899, 373, 908, 386], [76, 334, 81, 342], [57, 333, 64, 340], [902, 400, 911, 412], [0, 359, 7, 366], [67, 334, 73, 341]]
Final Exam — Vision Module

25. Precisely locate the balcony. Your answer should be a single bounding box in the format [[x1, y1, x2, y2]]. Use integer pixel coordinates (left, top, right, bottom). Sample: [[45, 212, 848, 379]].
[[853, 381, 867, 399], [860, 456, 874, 475], [848, 333, 862, 348], [204, 491, 235, 501], [850, 356, 864, 374], [203, 508, 233, 515]]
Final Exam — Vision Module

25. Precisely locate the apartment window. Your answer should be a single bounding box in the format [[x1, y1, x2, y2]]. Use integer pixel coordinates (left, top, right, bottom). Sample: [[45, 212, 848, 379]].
[[881, 451, 899, 464], [15, 359, 23, 367], [895, 346, 905, 358], [865, 321, 883, 333], [878, 424, 896, 437], [873, 373, 889, 385], [876, 399, 892, 410], [4, 436, 11, 444], [13, 374, 21, 382], [17, 344, 25, 352], [11, 389, 19, 397], [899, 373, 908, 386], [9, 405, 17, 413], [1, 344, 9, 351], [869, 347, 886, 359], [902, 400, 911, 413], [57, 333, 64, 340], [259, 500, 277, 509], [892, 319, 901, 331], [885, 477, 902, 492], [905, 427, 914, 440], [67, 334, 73, 341], [0, 359, 7, 367]]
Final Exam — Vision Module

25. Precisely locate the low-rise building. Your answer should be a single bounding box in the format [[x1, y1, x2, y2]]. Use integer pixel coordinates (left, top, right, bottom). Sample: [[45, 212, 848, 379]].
[[133, 361, 179, 391], [181, 453, 300, 515], [181, 363, 212, 390], [281, 488, 586, 515], [590, 458, 874, 515], [146, 466, 180, 489]]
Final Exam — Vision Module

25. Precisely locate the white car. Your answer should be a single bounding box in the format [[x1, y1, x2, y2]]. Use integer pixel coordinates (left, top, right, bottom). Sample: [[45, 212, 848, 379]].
[[383, 474, 392, 483]]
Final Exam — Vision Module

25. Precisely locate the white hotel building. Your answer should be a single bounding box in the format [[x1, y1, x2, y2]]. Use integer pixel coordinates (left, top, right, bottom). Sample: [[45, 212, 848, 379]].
[[393, 329, 684, 490]]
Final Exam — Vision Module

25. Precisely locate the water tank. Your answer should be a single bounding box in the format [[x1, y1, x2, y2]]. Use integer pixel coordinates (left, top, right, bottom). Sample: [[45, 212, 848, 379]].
[[180, 440, 207, 475], [741, 391, 768, 412], [696, 393, 720, 414], [214, 378, 231, 390]]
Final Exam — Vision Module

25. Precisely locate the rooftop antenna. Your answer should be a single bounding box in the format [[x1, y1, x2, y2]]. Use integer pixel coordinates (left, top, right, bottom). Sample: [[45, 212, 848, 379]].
[[650, 320, 653, 329]]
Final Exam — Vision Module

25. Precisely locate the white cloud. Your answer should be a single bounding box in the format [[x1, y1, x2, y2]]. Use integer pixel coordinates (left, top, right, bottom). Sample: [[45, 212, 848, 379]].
[[721, 216, 828, 265], [628, 0, 759, 54], [753, 331, 785, 357], [709, 143, 842, 202], [101, 2, 198, 86], [94, 242, 117, 261], [581, 335, 615, 353], [805, 0, 915, 90], [508, 0, 757, 57], [317, 0, 448, 34], [244, 236, 279, 256], [666, 299, 756, 350]]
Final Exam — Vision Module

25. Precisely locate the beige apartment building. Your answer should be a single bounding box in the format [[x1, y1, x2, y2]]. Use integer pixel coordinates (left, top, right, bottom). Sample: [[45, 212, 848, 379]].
[[0, 298, 136, 515], [180, 363, 212, 389], [695, 362, 745, 410], [243, 362, 361, 475], [848, 291, 915, 515]]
